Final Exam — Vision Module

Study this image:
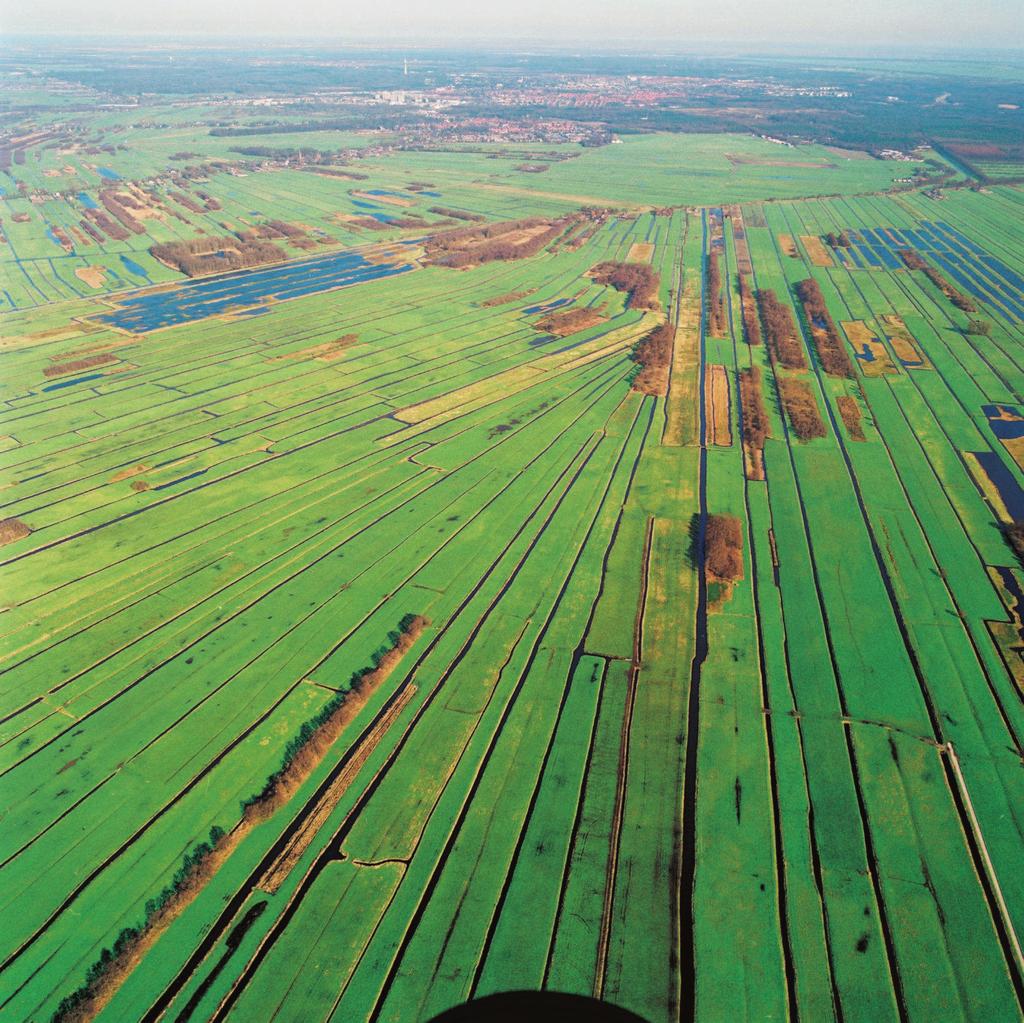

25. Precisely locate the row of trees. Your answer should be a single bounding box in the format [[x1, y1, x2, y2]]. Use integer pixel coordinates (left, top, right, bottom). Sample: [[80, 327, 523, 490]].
[[739, 276, 762, 345], [428, 206, 484, 222], [837, 395, 866, 440], [757, 288, 807, 370], [899, 249, 977, 311], [590, 260, 661, 310], [706, 251, 726, 335], [99, 190, 145, 236], [54, 612, 428, 1023], [84, 207, 130, 242], [778, 377, 827, 440], [630, 322, 674, 396], [739, 366, 770, 451], [795, 278, 853, 378], [535, 306, 604, 337], [705, 514, 744, 581], [151, 236, 286, 277], [427, 218, 568, 268]]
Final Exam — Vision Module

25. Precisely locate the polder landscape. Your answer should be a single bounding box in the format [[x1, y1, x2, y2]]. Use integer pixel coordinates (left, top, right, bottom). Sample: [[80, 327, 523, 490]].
[[2, 37, 1024, 1023]]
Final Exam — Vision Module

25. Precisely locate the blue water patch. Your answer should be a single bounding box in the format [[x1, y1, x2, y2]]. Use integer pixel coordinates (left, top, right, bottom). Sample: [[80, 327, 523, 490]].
[[97, 167, 121, 181], [528, 334, 558, 348], [352, 199, 381, 209], [855, 244, 883, 268], [42, 373, 106, 391], [974, 450, 1024, 520], [96, 247, 412, 333], [46, 227, 64, 248], [371, 213, 397, 224], [419, 190, 441, 197], [854, 343, 876, 363], [120, 255, 151, 280], [78, 192, 98, 210], [365, 189, 410, 198], [523, 297, 572, 316], [984, 405, 1024, 440]]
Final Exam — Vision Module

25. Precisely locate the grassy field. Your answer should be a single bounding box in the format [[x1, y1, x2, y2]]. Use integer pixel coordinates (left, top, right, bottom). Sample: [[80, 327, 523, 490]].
[[2, 103, 1024, 1023]]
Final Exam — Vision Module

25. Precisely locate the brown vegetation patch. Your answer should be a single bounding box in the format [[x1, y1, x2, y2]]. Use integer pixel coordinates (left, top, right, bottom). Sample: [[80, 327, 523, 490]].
[[589, 260, 661, 311], [270, 334, 359, 363], [74, 266, 107, 288], [0, 517, 30, 546], [757, 289, 806, 369], [482, 289, 535, 307], [43, 353, 117, 378], [842, 320, 896, 376], [627, 241, 655, 263], [630, 322, 674, 396], [778, 376, 827, 440], [795, 278, 853, 377], [534, 306, 606, 337], [351, 190, 414, 207], [738, 366, 769, 479], [706, 513, 743, 581], [258, 683, 418, 894], [801, 235, 834, 267], [778, 233, 799, 258], [705, 364, 732, 446], [899, 249, 976, 311], [151, 236, 286, 277], [706, 251, 726, 336], [837, 395, 866, 440], [882, 314, 927, 367], [428, 206, 484, 222], [110, 464, 149, 483], [738, 276, 761, 345], [424, 217, 569, 268]]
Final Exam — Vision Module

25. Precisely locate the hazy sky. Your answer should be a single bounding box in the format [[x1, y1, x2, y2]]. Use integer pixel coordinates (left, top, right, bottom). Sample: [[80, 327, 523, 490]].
[[3, 0, 1023, 51]]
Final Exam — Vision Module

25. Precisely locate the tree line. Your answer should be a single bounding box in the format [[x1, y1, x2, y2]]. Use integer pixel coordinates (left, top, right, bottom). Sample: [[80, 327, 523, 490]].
[[899, 249, 976, 311], [757, 288, 807, 370], [795, 277, 853, 378], [590, 260, 661, 310], [630, 322, 674, 396], [778, 376, 827, 440]]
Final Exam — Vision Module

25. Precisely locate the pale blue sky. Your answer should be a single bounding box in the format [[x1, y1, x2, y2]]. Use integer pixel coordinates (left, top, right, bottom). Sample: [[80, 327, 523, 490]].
[[3, 0, 1023, 51]]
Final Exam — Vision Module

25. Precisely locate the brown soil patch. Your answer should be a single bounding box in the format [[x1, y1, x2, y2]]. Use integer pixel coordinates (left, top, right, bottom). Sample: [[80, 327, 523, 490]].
[[778, 234, 799, 258], [727, 153, 832, 169], [842, 320, 896, 376], [882, 315, 927, 367], [110, 464, 149, 483], [704, 364, 732, 446], [801, 235, 834, 267], [270, 334, 358, 363], [482, 289, 535, 307], [0, 518, 30, 546], [74, 265, 107, 288], [627, 241, 655, 263], [351, 190, 414, 208], [824, 145, 873, 161]]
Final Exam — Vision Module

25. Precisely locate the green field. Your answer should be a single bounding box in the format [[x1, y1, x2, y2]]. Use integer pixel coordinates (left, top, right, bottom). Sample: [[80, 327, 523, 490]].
[[2, 91, 1024, 1023]]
